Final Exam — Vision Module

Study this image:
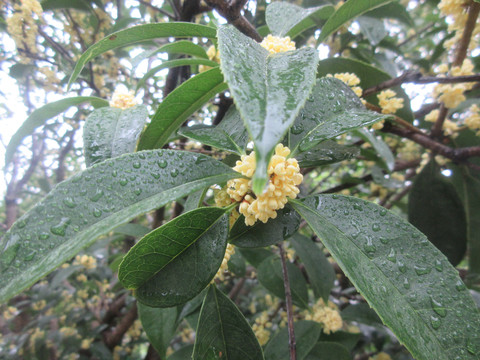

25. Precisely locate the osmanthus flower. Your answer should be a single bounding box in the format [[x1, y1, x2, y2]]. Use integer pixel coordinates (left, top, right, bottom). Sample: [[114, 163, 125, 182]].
[[227, 144, 303, 226], [260, 34, 296, 54], [109, 88, 137, 110], [327, 72, 363, 98]]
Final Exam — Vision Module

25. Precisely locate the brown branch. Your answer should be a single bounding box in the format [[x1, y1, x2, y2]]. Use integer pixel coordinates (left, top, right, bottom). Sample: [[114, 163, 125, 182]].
[[385, 185, 412, 210], [365, 103, 424, 134], [228, 277, 246, 302], [278, 243, 296, 360], [103, 302, 138, 350], [204, 0, 262, 41]]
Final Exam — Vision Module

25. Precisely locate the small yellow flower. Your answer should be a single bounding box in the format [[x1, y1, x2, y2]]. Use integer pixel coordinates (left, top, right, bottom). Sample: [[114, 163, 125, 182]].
[[213, 244, 236, 281], [260, 34, 296, 54], [81, 338, 94, 350], [303, 299, 343, 334], [377, 90, 404, 114], [73, 255, 97, 270], [110, 88, 137, 110], [327, 73, 363, 97]]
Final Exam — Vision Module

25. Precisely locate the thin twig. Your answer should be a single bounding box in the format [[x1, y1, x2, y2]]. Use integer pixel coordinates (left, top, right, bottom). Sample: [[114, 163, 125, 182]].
[[278, 243, 296, 360], [137, 0, 175, 18]]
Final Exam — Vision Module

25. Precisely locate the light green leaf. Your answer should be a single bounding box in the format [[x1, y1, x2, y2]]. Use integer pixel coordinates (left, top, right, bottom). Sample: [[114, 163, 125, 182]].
[[113, 223, 150, 238], [341, 303, 382, 328], [68, 23, 217, 88], [218, 25, 318, 194], [354, 128, 395, 172], [154, 40, 209, 59], [5, 96, 109, 166], [290, 194, 480, 360], [0, 150, 239, 304], [305, 342, 350, 360], [83, 105, 148, 166], [119, 207, 229, 308], [318, 0, 394, 43], [290, 234, 335, 302], [193, 285, 264, 360], [136, 58, 219, 92], [290, 78, 388, 154], [264, 321, 322, 360], [257, 255, 309, 308], [229, 206, 300, 248], [138, 303, 178, 357], [41, 0, 92, 11], [179, 106, 249, 155], [296, 140, 359, 168], [137, 67, 227, 150], [358, 16, 387, 46], [266, 2, 334, 38]]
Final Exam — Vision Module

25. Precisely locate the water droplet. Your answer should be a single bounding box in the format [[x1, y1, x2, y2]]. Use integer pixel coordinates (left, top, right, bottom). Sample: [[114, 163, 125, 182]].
[[353, 203, 363, 211], [24, 251, 36, 261], [291, 123, 304, 134], [455, 280, 466, 291], [430, 315, 441, 329], [93, 208, 102, 218], [170, 168, 179, 178], [379, 209, 387, 216], [403, 277, 410, 289], [119, 179, 128, 186], [39, 233, 50, 240], [372, 224, 381, 232], [158, 160, 168, 168], [151, 172, 160, 179], [397, 260, 407, 273], [50, 217, 71, 237], [17, 220, 26, 229], [63, 197, 77, 208], [90, 189, 104, 202], [434, 259, 443, 272], [414, 265, 431, 276], [134, 188, 142, 196], [430, 297, 447, 317], [363, 236, 376, 256], [387, 248, 396, 263], [133, 161, 141, 169], [112, 170, 118, 177], [379, 237, 389, 244]]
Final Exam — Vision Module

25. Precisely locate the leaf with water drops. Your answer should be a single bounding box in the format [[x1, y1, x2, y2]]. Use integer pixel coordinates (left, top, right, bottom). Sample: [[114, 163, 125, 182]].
[[119, 207, 229, 307], [289, 77, 389, 155], [138, 67, 227, 151], [0, 150, 239, 304], [193, 284, 264, 360], [179, 106, 250, 155], [218, 25, 318, 194], [68, 23, 217, 88], [83, 105, 148, 166], [295, 140, 359, 168], [265, 2, 334, 39], [290, 194, 480, 360]]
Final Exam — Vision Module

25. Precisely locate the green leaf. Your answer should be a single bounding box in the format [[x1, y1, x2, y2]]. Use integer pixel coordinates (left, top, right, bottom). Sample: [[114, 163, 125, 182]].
[[136, 58, 219, 92], [408, 161, 467, 266], [305, 342, 350, 360], [119, 207, 229, 307], [83, 105, 148, 166], [296, 140, 359, 168], [113, 223, 150, 237], [238, 248, 274, 268], [138, 303, 178, 357], [5, 96, 109, 166], [193, 285, 264, 360], [365, 2, 414, 26], [290, 195, 480, 360], [137, 67, 227, 150], [0, 150, 239, 304], [341, 303, 382, 327], [289, 78, 388, 154], [229, 206, 300, 248], [218, 25, 319, 194], [316, 57, 413, 122], [318, 0, 394, 43], [354, 128, 395, 172], [318, 331, 361, 352], [265, 2, 334, 38], [264, 321, 322, 360], [461, 170, 480, 279], [257, 255, 309, 308], [358, 16, 387, 46], [67, 23, 217, 88], [41, 0, 92, 11], [154, 40, 209, 59], [179, 106, 249, 155], [184, 188, 207, 213], [290, 234, 335, 302], [168, 345, 194, 360]]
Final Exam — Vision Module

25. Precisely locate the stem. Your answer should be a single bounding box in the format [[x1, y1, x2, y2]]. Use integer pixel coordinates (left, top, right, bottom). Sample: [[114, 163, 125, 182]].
[[278, 243, 296, 360]]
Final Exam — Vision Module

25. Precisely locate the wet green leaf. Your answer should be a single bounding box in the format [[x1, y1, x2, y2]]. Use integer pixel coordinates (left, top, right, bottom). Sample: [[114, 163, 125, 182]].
[[257, 255, 309, 308], [218, 25, 318, 194], [119, 207, 229, 307], [341, 303, 382, 327], [193, 285, 264, 360], [83, 105, 148, 166], [0, 150, 239, 304], [365, 2, 413, 26], [238, 248, 274, 268], [305, 342, 350, 360], [68, 23, 217, 88], [266, 2, 334, 38], [296, 140, 359, 168], [290, 234, 335, 302], [318, 331, 361, 352], [290, 194, 480, 360], [289, 78, 388, 154], [358, 16, 387, 46], [5, 96, 109, 166], [354, 128, 395, 172], [138, 67, 227, 150], [318, 0, 394, 42], [168, 345, 194, 360], [41, 0, 92, 11]]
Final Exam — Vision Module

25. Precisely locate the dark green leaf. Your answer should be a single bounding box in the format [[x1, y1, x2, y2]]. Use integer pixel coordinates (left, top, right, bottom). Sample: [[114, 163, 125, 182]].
[[168, 345, 194, 360], [0, 150, 239, 304], [138, 67, 227, 150], [193, 285, 264, 360], [358, 16, 387, 46], [229, 206, 300, 248], [257, 255, 309, 308], [354, 128, 395, 172], [289, 78, 388, 154], [154, 40, 209, 59], [318, 0, 394, 42], [138, 303, 177, 357], [238, 248, 274, 268], [264, 321, 322, 360], [461, 171, 480, 278], [290, 194, 480, 360], [365, 2, 414, 26], [228, 251, 246, 277], [5, 97, 109, 166], [218, 25, 318, 194], [305, 342, 351, 360], [316, 57, 413, 122], [296, 140, 359, 168], [136, 58, 219, 92], [341, 303, 382, 327], [68, 23, 217, 88], [113, 223, 151, 238], [83, 105, 148, 166], [290, 234, 335, 302], [41, 0, 92, 11], [265, 2, 334, 38], [318, 331, 361, 352], [119, 207, 229, 307], [184, 188, 207, 213]]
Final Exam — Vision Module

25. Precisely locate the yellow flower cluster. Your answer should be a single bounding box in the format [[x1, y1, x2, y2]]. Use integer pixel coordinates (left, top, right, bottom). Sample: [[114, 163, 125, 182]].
[[32, 299, 46, 311], [439, 0, 480, 51], [110, 89, 137, 110], [214, 187, 240, 227], [80, 338, 94, 350], [465, 104, 480, 135], [73, 254, 97, 270], [425, 109, 460, 137], [252, 311, 272, 346], [2, 306, 18, 321], [59, 327, 78, 338], [433, 60, 475, 109], [328, 73, 363, 98], [199, 45, 221, 73], [227, 144, 303, 226], [369, 353, 393, 360], [377, 90, 404, 115], [29, 328, 45, 352], [260, 34, 296, 54], [214, 244, 236, 281], [304, 299, 343, 334]]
